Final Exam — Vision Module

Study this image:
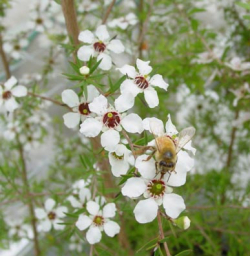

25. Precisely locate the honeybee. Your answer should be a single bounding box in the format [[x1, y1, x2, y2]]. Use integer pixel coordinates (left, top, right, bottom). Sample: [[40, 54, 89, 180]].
[[154, 127, 195, 180]]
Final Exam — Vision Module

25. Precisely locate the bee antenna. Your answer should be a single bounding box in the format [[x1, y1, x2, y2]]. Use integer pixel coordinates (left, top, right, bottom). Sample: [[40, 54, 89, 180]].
[[167, 172, 172, 182]]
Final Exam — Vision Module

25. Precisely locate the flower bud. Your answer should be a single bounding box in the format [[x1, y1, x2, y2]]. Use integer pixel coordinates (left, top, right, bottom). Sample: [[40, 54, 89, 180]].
[[173, 216, 191, 230], [79, 66, 90, 75]]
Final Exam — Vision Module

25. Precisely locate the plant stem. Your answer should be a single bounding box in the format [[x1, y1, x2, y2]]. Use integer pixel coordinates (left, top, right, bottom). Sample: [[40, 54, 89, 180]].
[[157, 211, 171, 256], [17, 136, 41, 256], [0, 32, 11, 79], [102, 0, 116, 24]]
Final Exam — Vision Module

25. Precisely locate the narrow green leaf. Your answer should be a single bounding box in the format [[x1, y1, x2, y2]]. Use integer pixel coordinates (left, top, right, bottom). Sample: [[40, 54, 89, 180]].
[[235, 2, 250, 10], [106, 75, 126, 95], [89, 58, 103, 74], [159, 237, 169, 243], [175, 249, 192, 256], [188, 8, 206, 14], [136, 237, 159, 253]]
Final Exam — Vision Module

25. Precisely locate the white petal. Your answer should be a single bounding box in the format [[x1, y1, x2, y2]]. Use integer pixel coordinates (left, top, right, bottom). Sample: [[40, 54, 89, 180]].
[[136, 59, 152, 75], [103, 221, 120, 237], [76, 215, 92, 230], [165, 114, 178, 136], [4, 76, 17, 90], [5, 98, 19, 112], [121, 113, 143, 133], [11, 86, 27, 97], [103, 203, 116, 218], [89, 94, 108, 115], [86, 226, 102, 244], [53, 220, 65, 230], [107, 39, 124, 54], [63, 112, 80, 128], [55, 206, 68, 218], [163, 194, 185, 219], [45, 198, 56, 212], [144, 87, 159, 108], [143, 117, 164, 136], [101, 129, 120, 151], [135, 155, 156, 179], [95, 25, 110, 41], [61, 89, 79, 107], [79, 188, 92, 203], [78, 30, 94, 43], [120, 79, 141, 96], [41, 219, 52, 232], [183, 141, 196, 155], [117, 65, 137, 78], [134, 198, 158, 223], [121, 177, 146, 198], [97, 53, 112, 70], [114, 93, 135, 112], [67, 196, 82, 208], [87, 84, 100, 102], [80, 118, 102, 137], [87, 201, 100, 216], [150, 74, 169, 90], [77, 45, 95, 61], [35, 208, 47, 219]]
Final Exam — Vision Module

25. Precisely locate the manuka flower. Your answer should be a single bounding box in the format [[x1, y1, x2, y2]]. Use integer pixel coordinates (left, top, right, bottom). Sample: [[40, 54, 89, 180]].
[[61, 85, 100, 128], [116, 59, 169, 110], [77, 25, 125, 70], [76, 201, 120, 244], [80, 95, 143, 151], [108, 13, 138, 30], [0, 76, 27, 112]]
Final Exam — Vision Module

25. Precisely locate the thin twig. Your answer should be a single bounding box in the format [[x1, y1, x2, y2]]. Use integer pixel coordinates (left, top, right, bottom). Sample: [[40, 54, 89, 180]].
[[89, 245, 94, 256], [102, 0, 116, 24], [122, 130, 136, 158], [157, 211, 171, 256], [0, 32, 11, 79]]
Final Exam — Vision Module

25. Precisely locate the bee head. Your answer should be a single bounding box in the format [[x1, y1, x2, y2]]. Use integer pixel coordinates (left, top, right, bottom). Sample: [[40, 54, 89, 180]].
[[164, 151, 173, 159], [159, 160, 174, 168]]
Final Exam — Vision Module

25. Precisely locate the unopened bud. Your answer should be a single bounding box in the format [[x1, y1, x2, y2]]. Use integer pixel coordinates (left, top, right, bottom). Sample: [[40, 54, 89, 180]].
[[79, 66, 90, 75], [173, 216, 191, 230]]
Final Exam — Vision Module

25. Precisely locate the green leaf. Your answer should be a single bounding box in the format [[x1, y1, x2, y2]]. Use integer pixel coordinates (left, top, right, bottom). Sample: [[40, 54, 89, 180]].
[[175, 249, 193, 256], [159, 237, 169, 243], [235, 2, 250, 10], [89, 58, 103, 74], [106, 75, 126, 95], [136, 237, 159, 253], [191, 19, 199, 31], [188, 8, 206, 14], [69, 61, 81, 74]]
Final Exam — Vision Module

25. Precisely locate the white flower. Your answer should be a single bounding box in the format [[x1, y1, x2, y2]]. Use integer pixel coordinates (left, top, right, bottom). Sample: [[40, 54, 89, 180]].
[[116, 59, 169, 110], [3, 121, 21, 141], [78, 0, 99, 12], [35, 198, 68, 232], [27, 110, 51, 128], [79, 66, 90, 75], [108, 13, 138, 30], [75, 201, 120, 244], [108, 144, 134, 177], [0, 76, 27, 112], [72, 178, 91, 194], [193, 48, 223, 64], [230, 83, 250, 107], [19, 127, 42, 152], [61, 85, 100, 129], [69, 234, 83, 252], [67, 187, 91, 209], [77, 25, 125, 70], [225, 57, 250, 71], [27, 11, 53, 32], [80, 95, 144, 151], [122, 155, 186, 223], [3, 38, 29, 60]]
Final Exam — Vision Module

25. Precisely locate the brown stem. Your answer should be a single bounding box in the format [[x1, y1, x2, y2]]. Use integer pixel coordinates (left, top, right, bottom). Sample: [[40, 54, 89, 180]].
[[157, 211, 171, 256], [0, 33, 11, 79], [122, 130, 136, 158], [102, 0, 116, 24], [17, 136, 41, 256]]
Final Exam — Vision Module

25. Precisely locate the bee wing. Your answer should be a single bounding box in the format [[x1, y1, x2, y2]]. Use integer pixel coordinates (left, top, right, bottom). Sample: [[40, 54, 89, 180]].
[[149, 120, 162, 150], [176, 127, 196, 153]]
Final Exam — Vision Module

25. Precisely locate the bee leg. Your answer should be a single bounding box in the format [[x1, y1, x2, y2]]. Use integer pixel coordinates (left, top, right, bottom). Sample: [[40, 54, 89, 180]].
[[166, 171, 172, 182], [134, 146, 156, 156], [143, 149, 156, 161]]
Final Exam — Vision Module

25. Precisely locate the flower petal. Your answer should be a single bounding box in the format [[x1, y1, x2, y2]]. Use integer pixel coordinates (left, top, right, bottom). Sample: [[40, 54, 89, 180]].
[[134, 198, 158, 223], [67, 196, 82, 208], [143, 117, 164, 136], [144, 87, 159, 108], [61, 89, 79, 107], [165, 114, 178, 136], [136, 59, 152, 75], [11, 85, 27, 97], [150, 74, 169, 90], [78, 30, 94, 43], [135, 155, 156, 179], [87, 84, 100, 102], [117, 65, 137, 78], [103, 203, 116, 218], [86, 226, 102, 244], [87, 201, 100, 216], [120, 79, 141, 96], [95, 25, 110, 41], [121, 177, 146, 198], [63, 112, 80, 128], [114, 93, 135, 112], [103, 221, 120, 237], [121, 113, 143, 134], [107, 39, 124, 54], [77, 45, 95, 61], [35, 208, 47, 219], [76, 215, 92, 231], [4, 76, 17, 90], [41, 219, 52, 232], [101, 129, 120, 151], [45, 198, 56, 212], [97, 53, 112, 70], [79, 188, 92, 204], [80, 118, 102, 137], [89, 94, 108, 115], [55, 206, 68, 218], [163, 193, 185, 219], [4, 98, 19, 112]]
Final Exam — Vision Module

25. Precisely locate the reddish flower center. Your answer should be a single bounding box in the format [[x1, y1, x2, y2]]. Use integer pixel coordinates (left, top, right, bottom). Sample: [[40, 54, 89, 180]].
[[147, 180, 166, 198], [36, 18, 43, 24], [93, 215, 104, 227], [134, 76, 149, 89], [103, 112, 120, 128], [78, 103, 91, 115], [2, 91, 12, 100], [14, 44, 21, 51], [47, 211, 56, 220], [93, 42, 106, 53]]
